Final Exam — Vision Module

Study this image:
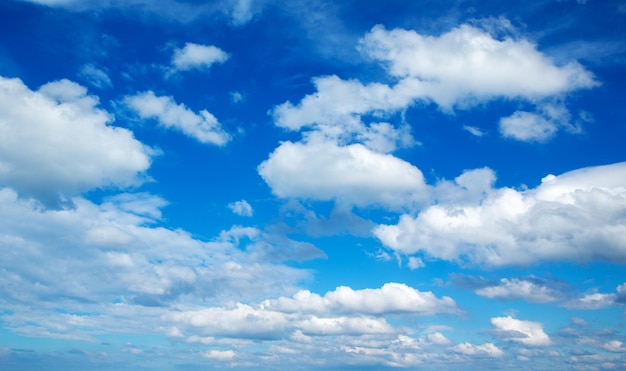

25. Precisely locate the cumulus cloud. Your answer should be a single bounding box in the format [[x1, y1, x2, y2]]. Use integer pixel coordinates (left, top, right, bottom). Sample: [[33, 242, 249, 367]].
[[170, 43, 229, 74], [0, 185, 323, 343], [0, 76, 152, 204], [375, 162, 626, 266], [475, 278, 562, 303], [499, 103, 578, 142], [228, 199, 253, 216], [166, 283, 457, 340], [125, 91, 231, 145], [264, 282, 458, 316], [453, 342, 504, 357], [359, 23, 598, 109], [491, 316, 551, 346], [258, 135, 427, 209]]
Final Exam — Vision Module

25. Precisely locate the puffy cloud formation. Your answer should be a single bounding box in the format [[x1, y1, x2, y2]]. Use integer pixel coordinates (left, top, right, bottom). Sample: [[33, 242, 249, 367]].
[[228, 199, 253, 216], [491, 316, 551, 346], [272, 21, 597, 146], [375, 162, 626, 266], [125, 91, 231, 145], [167, 283, 457, 339], [258, 136, 427, 209], [170, 43, 229, 73], [0, 76, 152, 203], [264, 282, 458, 316], [359, 23, 598, 109]]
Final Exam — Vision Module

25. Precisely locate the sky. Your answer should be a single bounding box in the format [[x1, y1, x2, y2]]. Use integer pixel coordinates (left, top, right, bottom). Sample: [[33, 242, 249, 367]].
[[0, 0, 625, 369]]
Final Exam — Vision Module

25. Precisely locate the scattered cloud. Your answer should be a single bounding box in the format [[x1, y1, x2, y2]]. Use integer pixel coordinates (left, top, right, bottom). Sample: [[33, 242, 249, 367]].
[[475, 278, 562, 303], [169, 43, 229, 74], [491, 316, 551, 346], [0, 76, 152, 204], [228, 199, 253, 216], [453, 342, 504, 357], [78, 64, 113, 89], [463, 125, 487, 137], [125, 91, 231, 145]]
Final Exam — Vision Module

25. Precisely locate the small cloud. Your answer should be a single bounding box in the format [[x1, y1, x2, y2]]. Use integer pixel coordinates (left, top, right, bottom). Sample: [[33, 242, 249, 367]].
[[78, 64, 112, 89], [570, 317, 589, 327], [407, 256, 424, 270], [230, 91, 244, 103], [228, 200, 253, 216], [124, 91, 231, 146], [169, 43, 229, 75], [463, 125, 486, 137]]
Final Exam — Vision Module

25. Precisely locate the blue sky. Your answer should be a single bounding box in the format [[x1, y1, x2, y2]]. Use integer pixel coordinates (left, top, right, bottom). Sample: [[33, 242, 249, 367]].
[[1, 0, 626, 369]]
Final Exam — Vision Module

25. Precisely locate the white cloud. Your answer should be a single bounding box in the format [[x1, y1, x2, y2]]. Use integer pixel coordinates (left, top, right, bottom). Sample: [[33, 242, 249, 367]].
[[375, 162, 626, 266], [125, 91, 231, 146], [201, 349, 236, 360], [463, 125, 487, 137], [491, 316, 551, 346], [228, 200, 253, 216], [407, 257, 425, 270], [170, 43, 229, 73], [258, 135, 427, 209], [499, 103, 576, 142], [475, 278, 561, 303], [78, 64, 112, 89], [563, 292, 617, 310], [359, 23, 598, 110], [453, 342, 504, 357], [0, 76, 152, 204], [166, 283, 457, 340], [264, 282, 458, 316], [603, 340, 626, 353]]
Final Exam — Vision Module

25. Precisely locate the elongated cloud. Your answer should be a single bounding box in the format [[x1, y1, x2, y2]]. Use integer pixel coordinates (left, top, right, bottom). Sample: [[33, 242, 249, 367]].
[[375, 162, 626, 266], [125, 91, 231, 146], [0, 76, 152, 203]]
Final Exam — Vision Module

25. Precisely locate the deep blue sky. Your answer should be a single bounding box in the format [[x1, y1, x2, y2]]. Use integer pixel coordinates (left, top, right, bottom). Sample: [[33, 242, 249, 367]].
[[1, 0, 625, 369]]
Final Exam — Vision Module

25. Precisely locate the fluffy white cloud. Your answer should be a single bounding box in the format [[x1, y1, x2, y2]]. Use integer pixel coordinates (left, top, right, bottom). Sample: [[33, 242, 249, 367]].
[[475, 278, 561, 303], [453, 342, 504, 357], [258, 135, 427, 209], [125, 91, 231, 145], [170, 43, 229, 73], [228, 199, 253, 216], [264, 282, 458, 316], [491, 316, 551, 346], [0, 76, 152, 203], [563, 292, 617, 310], [359, 23, 598, 109], [375, 162, 626, 266], [166, 283, 457, 340]]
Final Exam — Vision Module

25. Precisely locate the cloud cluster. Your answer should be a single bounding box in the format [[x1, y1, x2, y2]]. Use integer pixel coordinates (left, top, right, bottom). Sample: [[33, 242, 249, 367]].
[[375, 162, 626, 266], [491, 316, 551, 346], [125, 91, 231, 145], [0, 76, 152, 204]]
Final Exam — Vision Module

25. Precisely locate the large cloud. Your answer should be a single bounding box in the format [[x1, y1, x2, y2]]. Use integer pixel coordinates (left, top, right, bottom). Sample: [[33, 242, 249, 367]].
[[0, 76, 152, 204], [258, 135, 427, 209], [125, 91, 231, 146], [375, 162, 626, 266], [359, 22, 598, 109], [272, 21, 597, 144], [166, 283, 457, 339]]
